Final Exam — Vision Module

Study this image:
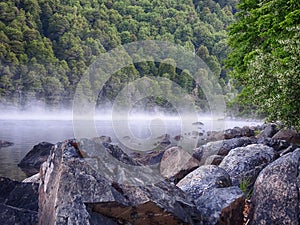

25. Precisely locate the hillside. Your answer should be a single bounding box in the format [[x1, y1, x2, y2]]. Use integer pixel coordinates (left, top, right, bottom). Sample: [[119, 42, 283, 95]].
[[0, 0, 236, 110]]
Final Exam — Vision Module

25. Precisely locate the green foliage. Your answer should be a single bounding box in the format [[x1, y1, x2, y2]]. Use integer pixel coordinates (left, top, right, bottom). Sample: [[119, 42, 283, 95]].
[[227, 0, 300, 128], [0, 0, 235, 110]]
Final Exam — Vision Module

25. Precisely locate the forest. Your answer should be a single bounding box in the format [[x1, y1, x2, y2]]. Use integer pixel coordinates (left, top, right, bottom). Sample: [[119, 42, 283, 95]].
[[0, 0, 299, 127], [0, 0, 236, 111]]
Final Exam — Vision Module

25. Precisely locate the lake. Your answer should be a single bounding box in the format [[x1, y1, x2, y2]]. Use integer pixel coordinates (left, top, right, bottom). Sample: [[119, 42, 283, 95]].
[[0, 113, 261, 181]]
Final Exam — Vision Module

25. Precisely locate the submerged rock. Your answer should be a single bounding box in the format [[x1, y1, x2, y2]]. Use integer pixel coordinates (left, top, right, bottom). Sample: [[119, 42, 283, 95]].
[[0, 140, 13, 148], [18, 142, 54, 177], [219, 144, 274, 188], [39, 140, 203, 225], [249, 149, 300, 225], [0, 177, 39, 225]]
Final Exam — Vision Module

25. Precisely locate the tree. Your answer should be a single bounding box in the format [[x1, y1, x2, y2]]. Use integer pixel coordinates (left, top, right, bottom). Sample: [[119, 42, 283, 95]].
[[226, 0, 300, 127]]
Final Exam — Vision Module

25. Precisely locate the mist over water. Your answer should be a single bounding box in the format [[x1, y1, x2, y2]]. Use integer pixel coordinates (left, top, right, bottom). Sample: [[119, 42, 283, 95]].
[[0, 107, 262, 181]]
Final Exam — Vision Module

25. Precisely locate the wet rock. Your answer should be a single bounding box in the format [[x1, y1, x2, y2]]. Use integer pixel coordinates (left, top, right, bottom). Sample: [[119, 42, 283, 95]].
[[0, 177, 39, 225], [160, 146, 199, 183], [204, 155, 224, 165], [249, 149, 300, 225], [193, 137, 255, 164], [157, 134, 171, 148], [177, 165, 232, 199], [256, 123, 278, 139], [18, 142, 54, 177], [219, 144, 274, 187], [195, 186, 244, 225], [39, 140, 203, 225], [0, 140, 13, 148], [272, 128, 300, 144], [192, 121, 204, 126]]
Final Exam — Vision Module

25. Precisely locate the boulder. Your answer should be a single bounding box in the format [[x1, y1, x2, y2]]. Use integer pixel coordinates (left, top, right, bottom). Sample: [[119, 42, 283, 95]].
[[249, 149, 300, 225], [0, 140, 13, 148], [177, 165, 232, 199], [224, 126, 255, 139], [219, 144, 274, 188], [194, 186, 244, 225], [272, 128, 300, 144], [193, 137, 255, 164], [257, 137, 290, 152], [177, 166, 244, 225], [131, 149, 165, 166], [18, 142, 54, 177], [160, 146, 199, 182], [38, 140, 204, 225], [256, 123, 278, 139], [0, 177, 39, 225]]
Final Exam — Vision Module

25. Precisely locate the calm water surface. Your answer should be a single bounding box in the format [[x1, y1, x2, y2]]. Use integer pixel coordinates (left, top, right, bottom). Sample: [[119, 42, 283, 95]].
[[0, 116, 261, 181]]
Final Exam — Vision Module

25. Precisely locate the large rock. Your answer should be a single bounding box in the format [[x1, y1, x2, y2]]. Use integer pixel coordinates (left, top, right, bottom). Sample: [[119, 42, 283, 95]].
[[224, 126, 255, 139], [193, 137, 254, 164], [194, 186, 244, 225], [256, 123, 278, 139], [0, 177, 39, 225], [177, 166, 244, 225], [18, 142, 54, 177], [38, 140, 203, 225], [272, 128, 300, 144], [249, 149, 300, 225], [0, 140, 13, 148], [219, 144, 274, 187], [160, 146, 199, 182], [177, 165, 232, 198]]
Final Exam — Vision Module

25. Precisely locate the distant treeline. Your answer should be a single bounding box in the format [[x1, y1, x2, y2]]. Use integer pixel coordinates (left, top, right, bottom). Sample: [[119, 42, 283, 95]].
[[0, 0, 237, 110]]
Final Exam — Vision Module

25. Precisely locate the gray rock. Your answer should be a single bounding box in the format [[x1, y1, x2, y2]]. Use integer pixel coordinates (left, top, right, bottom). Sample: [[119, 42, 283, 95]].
[[219, 144, 274, 187], [256, 123, 278, 139], [0, 140, 13, 148], [0, 177, 39, 225], [272, 128, 300, 144], [204, 155, 224, 165], [177, 165, 232, 199], [195, 186, 244, 225], [193, 137, 254, 164], [131, 149, 165, 165], [224, 126, 255, 139], [160, 146, 199, 182], [249, 149, 300, 225], [39, 140, 203, 225], [177, 166, 244, 225], [22, 173, 40, 183], [18, 142, 54, 177]]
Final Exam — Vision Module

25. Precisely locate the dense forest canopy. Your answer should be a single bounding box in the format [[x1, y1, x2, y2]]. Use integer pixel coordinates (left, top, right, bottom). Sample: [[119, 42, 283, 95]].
[[226, 0, 300, 127], [0, 0, 236, 111]]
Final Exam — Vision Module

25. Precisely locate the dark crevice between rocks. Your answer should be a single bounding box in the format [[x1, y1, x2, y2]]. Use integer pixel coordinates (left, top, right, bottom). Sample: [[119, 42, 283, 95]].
[[85, 201, 187, 225]]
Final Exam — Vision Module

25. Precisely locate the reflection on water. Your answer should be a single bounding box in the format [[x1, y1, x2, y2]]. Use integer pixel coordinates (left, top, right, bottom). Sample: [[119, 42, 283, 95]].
[[0, 115, 261, 181]]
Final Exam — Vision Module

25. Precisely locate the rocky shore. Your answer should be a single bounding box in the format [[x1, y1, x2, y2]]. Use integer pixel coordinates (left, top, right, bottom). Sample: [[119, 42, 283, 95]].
[[1, 123, 300, 224]]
